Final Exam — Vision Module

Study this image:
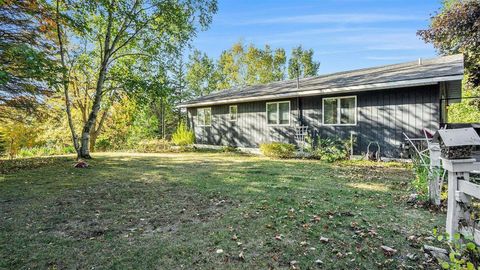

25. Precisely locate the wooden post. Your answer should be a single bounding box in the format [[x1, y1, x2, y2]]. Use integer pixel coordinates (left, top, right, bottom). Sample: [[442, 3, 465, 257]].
[[446, 170, 460, 239], [428, 143, 442, 205]]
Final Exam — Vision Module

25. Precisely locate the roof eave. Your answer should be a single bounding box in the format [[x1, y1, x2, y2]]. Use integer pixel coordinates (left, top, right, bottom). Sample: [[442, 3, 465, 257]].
[[178, 74, 463, 108]]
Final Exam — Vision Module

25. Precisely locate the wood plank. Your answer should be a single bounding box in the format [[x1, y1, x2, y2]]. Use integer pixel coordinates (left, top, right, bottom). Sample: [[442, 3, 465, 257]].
[[446, 171, 460, 239], [458, 180, 480, 199], [459, 227, 480, 246]]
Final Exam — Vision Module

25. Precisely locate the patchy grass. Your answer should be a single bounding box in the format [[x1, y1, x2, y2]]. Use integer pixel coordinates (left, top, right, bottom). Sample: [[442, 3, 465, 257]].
[[0, 155, 74, 174], [0, 152, 443, 269]]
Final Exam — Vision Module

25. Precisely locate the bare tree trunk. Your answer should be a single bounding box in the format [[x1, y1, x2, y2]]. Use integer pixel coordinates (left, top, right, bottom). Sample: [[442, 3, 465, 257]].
[[55, 0, 80, 159]]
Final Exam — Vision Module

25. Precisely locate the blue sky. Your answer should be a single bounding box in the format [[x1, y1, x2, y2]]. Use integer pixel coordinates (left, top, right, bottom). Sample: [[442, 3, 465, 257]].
[[191, 0, 443, 74]]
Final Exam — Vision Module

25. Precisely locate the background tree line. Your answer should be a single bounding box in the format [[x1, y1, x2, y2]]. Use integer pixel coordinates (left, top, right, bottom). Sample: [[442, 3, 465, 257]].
[[185, 42, 320, 97], [1, 0, 479, 159], [0, 0, 320, 159]]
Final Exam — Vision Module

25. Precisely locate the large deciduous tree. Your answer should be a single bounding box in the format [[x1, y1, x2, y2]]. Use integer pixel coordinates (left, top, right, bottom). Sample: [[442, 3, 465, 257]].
[[213, 42, 287, 90], [54, 0, 217, 159], [0, 0, 57, 120], [418, 0, 480, 122], [244, 44, 286, 85], [186, 49, 218, 96], [418, 0, 480, 86], [288, 45, 320, 80]]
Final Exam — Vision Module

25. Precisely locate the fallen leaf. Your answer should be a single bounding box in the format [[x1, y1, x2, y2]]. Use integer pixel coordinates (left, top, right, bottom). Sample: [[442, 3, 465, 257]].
[[381, 245, 397, 256], [275, 234, 282, 241], [231, 234, 238, 241], [320, 236, 329, 243], [239, 251, 245, 261], [216, 249, 224, 254]]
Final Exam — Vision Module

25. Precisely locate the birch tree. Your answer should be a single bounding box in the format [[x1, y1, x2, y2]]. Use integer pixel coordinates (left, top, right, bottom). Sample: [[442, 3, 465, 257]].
[[54, 0, 217, 159]]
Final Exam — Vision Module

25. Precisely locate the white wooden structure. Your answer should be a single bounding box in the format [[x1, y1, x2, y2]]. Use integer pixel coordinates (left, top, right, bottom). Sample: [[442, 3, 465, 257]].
[[294, 126, 309, 153], [440, 128, 480, 243], [443, 158, 480, 244]]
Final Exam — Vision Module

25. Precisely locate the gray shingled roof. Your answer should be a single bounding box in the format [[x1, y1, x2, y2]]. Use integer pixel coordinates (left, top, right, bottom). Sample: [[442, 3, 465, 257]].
[[180, 54, 464, 108]]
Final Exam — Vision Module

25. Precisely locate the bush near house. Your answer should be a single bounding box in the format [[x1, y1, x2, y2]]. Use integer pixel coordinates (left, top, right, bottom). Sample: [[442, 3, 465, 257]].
[[221, 145, 238, 153], [136, 139, 173, 153], [172, 121, 195, 147], [307, 137, 351, 162], [260, 142, 296, 158]]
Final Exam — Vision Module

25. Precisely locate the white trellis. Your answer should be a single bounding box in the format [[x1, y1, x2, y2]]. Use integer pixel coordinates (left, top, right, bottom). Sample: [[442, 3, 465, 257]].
[[294, 126, 309, 153]]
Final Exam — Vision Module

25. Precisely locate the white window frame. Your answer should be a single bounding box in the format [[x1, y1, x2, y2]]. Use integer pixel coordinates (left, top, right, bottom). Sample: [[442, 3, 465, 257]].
[[197, 107, 212, 127], [322, 96, 357, 126], [229, 105, 238, 122], [266, 101, 291, 126]]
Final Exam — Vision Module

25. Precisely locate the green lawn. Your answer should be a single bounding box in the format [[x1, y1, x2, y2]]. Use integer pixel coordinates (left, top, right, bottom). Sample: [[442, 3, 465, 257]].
[[0, 152, 443, 269]]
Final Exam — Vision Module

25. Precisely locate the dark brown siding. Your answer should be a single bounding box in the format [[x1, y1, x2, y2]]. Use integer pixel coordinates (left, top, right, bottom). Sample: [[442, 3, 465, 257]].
[[187, 84, 442, 157]]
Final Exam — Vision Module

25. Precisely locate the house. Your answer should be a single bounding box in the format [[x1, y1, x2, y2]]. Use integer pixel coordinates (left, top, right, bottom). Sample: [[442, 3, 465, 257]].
[[179, 54, 464, 157]]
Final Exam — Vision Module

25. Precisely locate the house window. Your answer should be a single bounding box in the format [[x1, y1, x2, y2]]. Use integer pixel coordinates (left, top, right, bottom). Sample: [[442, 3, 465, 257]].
[[197, 107, 212, 126], [322, 96, 356, 125], [266, 101, 290, 125], [229, 105, 238, 121]]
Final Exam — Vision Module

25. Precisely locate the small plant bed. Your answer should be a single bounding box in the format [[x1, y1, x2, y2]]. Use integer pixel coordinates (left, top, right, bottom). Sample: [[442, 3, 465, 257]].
[[0, 152, 446, 269]]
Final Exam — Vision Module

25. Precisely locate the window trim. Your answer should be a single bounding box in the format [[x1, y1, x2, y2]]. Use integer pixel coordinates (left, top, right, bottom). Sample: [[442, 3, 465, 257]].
[[197, 107, 212, 127], [229, 105, 238, 122], [266, 100, 291, 126], [322, 95, 357, 126]]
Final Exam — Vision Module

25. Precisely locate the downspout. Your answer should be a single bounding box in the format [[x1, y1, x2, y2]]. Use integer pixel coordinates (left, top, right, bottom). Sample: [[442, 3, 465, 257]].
[[296, 68, 303, 125], [297, 96, 303, 125]]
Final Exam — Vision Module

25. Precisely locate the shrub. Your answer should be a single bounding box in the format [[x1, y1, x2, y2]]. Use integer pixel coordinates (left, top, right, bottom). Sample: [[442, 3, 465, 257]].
[[62, 145, 76, 154], [136, 139, 172, 153], [260, 142, 296, 159], [411, 155, 429, 201], [309, 137, 350, 162], [16, 145, 76, 158], [95, 138, 112, 152], [432, 228, 480, 269], [221, 145, 238, 153], [172, 121, 195, 146]]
